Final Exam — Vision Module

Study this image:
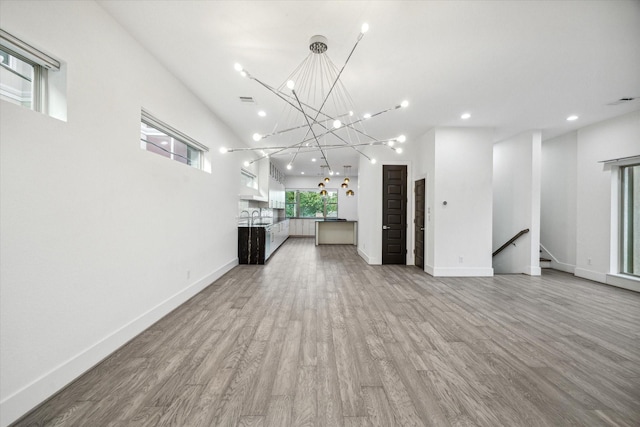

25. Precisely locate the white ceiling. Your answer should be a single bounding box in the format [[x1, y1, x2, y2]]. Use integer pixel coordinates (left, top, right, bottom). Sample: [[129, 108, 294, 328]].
[[98, 0, 640, 176]]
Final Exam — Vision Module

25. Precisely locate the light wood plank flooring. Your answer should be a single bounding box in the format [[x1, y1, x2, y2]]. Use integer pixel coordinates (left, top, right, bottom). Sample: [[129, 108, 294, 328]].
[[14, 237, 640, 426]]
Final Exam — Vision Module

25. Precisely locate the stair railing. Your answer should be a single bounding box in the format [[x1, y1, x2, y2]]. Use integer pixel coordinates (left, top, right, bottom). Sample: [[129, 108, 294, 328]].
[[493, 228, 530, 257]]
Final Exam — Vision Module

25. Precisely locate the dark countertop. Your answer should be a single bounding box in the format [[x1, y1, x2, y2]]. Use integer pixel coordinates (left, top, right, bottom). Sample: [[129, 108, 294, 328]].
[[238, 218, 290, 228]]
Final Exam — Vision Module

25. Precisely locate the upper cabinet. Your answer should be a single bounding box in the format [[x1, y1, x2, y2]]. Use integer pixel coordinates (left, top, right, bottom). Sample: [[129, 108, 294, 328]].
[[268, 162, 286, 209]]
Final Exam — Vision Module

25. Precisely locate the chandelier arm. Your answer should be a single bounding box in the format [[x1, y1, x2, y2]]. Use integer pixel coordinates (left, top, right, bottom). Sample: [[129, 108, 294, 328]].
[[291, 89, 332, 171], [228, 140, 392, 153], [309, 31, 365, 129]]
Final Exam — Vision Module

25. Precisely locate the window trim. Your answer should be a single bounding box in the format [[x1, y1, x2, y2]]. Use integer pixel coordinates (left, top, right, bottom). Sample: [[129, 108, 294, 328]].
[[0, 29, 60, 71], [619, 163, 639, 277], [141, 109, 209, 153], [286, 189, 338, 218]]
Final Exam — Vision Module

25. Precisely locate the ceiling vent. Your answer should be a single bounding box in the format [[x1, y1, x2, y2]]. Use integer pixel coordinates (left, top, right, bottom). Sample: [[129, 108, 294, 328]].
[[607, 97, 637, 106], [239, 96, 255, 103]]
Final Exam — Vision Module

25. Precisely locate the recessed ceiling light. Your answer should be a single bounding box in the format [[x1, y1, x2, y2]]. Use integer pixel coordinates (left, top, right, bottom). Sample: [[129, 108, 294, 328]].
[[567, 115, 579, 121], [258, 110, 266, 117], [461, 113, 471, 120]]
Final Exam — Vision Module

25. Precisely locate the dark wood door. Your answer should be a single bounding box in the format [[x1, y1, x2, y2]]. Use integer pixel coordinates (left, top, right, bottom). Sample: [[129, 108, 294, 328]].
[[414, 178, 425, 269], [382, 165, 407, 264]]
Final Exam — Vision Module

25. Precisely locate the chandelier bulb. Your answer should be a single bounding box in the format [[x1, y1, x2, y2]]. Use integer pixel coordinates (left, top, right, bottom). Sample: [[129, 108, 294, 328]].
[[371, 158, 377, 164], [240, 70, 247, 78], [252, 133, 262, 142], [397, 134, 406, 143], [219, 147, 228, 153], [333, 119, 342, 129], [363, 113, 371, 119], [396, 148, 403, 154], [243, 161, 250, 167], [401, 100, 409, 108], [234, 63, 243, 72], [286, 164, 292, 170], [286, 80, 295, 90], [361, 23, 369, 34], [388, 140, 395, 147]]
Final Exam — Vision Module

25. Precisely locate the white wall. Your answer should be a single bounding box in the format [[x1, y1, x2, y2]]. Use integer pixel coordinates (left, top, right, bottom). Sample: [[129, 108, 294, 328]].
[[428, 128, 494, 276], [0, 2, 246, 425], [355, 143, 414, 265], [541, 131, 577, 273], [493, 131, 541, 275], [285, 175, 358, 220], [357, 127, 493, 275], [574, 111, 640, 284]]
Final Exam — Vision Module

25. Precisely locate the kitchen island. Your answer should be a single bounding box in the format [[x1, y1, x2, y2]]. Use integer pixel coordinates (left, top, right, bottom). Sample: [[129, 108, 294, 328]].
[[315, 220, 357, 245]]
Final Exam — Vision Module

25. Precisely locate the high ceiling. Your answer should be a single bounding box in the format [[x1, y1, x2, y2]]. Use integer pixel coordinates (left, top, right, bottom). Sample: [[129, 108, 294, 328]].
[[98, 0, 640, 175]]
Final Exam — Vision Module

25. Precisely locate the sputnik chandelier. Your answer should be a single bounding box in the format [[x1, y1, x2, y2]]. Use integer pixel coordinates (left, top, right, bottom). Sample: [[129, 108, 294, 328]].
[[220, 23, 408, 174]]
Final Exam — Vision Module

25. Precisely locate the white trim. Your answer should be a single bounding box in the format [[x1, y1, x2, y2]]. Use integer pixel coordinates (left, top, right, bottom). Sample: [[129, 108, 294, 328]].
[[357, 247, 380, 265], [525, 266, 542, 276], [549, 261, 576, 274], [0, 258, 238, 427], [599, 154, 640, 166], [0, 29, 60, 71], [141, 108, 209, 152], [427, 266, 494, 277], [574, 267, 607, 284], [606, 274, 640, 293]]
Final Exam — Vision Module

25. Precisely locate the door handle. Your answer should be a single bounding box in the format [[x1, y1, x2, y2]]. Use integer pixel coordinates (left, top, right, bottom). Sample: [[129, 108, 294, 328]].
[[382, 225, 390, 230], [420, 227, 425, 231]]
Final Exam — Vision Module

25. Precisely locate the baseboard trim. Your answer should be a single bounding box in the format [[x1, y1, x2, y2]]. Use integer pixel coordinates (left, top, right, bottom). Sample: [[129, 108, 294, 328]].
[[357, 247, 381, 265], [427, 266, 494, 277], [574, 267, 607, 284], [0, 258, 238, 427], [550, 260, 576, 274], [606, 274, 640, 293], [525, 266, 542, 276]]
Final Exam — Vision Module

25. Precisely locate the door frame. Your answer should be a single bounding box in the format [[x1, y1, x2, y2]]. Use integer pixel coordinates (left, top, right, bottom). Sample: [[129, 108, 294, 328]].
[[379, 161, 413, 265], [414, 177, 426, 270]]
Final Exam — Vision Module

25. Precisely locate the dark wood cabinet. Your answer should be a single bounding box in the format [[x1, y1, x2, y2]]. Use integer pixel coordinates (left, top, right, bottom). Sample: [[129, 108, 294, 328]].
[[238, 227, 266, 264]]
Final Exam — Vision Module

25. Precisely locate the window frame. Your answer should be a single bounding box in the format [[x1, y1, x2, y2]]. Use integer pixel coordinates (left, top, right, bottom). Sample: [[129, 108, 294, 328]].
[[0, 42, 47, 112], [140, 109, 209, 170], [286, 189, 339, 218], [619, 163, 639, 277]]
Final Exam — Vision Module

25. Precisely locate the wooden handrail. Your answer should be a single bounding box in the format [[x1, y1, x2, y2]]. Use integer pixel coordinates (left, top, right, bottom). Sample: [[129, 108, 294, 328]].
[[493, 228, 530, 257]]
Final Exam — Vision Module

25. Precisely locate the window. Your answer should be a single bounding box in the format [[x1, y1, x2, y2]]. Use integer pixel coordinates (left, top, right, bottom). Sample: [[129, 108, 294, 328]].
[[620, 164, 639, 277], [140, 109, 208, 169], [241, 169, 257, 190], [286, 190, 338, 218], [0, 29, 60, 113]]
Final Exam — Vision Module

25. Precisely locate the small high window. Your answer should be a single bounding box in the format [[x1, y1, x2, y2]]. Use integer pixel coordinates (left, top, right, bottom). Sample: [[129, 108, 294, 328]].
[[0, 29, 62, 116], [140, 109, 208, 169]]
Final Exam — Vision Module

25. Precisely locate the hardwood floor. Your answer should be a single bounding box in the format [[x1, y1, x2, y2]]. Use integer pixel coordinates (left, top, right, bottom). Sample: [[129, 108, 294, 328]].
[[14, 237, 640, 426]]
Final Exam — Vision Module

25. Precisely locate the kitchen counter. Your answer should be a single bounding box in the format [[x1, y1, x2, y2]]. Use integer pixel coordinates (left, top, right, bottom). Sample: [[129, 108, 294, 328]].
[[238, 218, 289, 228], [238, 219, 289, 264], [315, 220, 357, 245]]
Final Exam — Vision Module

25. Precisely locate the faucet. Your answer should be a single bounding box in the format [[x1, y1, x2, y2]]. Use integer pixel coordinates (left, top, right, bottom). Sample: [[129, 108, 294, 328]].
[[239, 210, 250, 225], [251, 210, 260, 225]]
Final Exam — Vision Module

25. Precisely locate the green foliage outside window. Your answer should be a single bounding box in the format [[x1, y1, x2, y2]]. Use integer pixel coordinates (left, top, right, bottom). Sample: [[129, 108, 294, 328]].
[[286, 190, 338, 218]]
